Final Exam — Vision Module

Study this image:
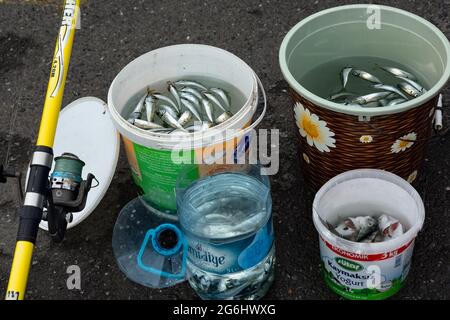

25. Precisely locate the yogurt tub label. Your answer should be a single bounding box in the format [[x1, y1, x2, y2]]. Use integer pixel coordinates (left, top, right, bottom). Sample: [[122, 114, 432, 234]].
[[319, 236, 415, 300], [186, 217, 274, 275]]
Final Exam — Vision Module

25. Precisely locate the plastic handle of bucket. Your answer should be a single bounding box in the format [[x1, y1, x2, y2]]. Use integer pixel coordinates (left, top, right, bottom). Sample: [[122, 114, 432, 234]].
[[136, 224, 187, 279]]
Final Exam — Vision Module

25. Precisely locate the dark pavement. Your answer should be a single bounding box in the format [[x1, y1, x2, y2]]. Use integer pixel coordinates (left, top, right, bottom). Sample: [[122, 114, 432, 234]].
[[0, 0, 449, 300]]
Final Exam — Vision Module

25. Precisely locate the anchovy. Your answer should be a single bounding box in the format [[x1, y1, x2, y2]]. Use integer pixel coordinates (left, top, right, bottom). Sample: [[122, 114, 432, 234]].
[[398, 82, 421, 98], [329, 91, 356, 102], [128, 94, 146, 121], [168, 81, 182, 110], [373, 84, 408, 99], [144, 94, 157, 122], [388, 98, 407, 106], [215, 111, 232, 124], [209, 87, 231, 109], [129, 118, 163, 130], [351, 91, 391, 105], [377, 65, 417, 80], [378, 99, 389, 107], [177, 110, 192, 127], [180, 91, 201, 108], [181, 87, 203, 101], [351, 69, 382, 84], [158, 104, 179, 119], [181, 98, 202, 121], [152, 92, 180, 113], [340, 67, 353, 88], [200, 97, 215, 123], [378, 214, 404, 239], [203, 91, 227, 112], [397, 77, 427, 94], [361, 230, 384, 243], [174, 80, 208, 91], [157, 109, 187, 131], [333, 219, 358, 241], [334, 216, 378, 242]]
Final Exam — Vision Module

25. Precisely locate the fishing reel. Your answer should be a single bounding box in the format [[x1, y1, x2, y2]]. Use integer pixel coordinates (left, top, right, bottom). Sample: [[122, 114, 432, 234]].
[[42, 152, 96, 243]]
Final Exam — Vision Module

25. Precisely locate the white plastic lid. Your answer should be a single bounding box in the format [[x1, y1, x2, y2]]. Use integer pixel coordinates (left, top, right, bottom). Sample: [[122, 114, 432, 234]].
[[39, 97, 120, 230]]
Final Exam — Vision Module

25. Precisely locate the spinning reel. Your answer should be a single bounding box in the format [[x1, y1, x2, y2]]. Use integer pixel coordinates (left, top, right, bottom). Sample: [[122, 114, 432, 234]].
[[1, 152, 96, 243], [43, 152, 96, 242]]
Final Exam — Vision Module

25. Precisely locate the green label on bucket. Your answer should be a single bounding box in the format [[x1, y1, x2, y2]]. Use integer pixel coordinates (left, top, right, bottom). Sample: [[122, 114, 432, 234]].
[[132, 143, 198, 212], [319, 237, 415, 300]]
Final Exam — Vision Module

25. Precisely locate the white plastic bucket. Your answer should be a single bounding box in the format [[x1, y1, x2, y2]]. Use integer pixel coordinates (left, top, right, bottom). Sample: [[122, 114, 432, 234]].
[[107, 44, 265, 212], [312, 169, 425, 300]]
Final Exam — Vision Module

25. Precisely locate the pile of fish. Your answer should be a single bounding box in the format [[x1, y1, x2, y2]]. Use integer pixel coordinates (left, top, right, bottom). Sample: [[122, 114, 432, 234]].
[[127, 79, 233, 134], [328, 214, 404, 243], [329, 65, 427, 107]]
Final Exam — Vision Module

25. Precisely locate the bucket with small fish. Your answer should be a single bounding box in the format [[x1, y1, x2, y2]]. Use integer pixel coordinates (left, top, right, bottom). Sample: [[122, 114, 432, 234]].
[[312, 169, 425, 300], [279, 4, 450, 190], [108, 44, 266, 212]]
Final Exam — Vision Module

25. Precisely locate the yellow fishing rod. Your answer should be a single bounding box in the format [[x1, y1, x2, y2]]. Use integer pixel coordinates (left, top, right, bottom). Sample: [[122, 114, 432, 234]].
[[5, 0, 81, 300]]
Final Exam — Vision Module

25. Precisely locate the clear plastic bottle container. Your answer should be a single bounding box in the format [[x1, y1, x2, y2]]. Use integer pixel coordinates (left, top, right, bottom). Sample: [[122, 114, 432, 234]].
[[177, 169, 275, 300]]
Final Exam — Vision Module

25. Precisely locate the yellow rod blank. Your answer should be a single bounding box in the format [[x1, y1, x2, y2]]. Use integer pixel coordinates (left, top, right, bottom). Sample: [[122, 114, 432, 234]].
[[5, 242, 34, 300], [37, 0, 80, 148], [6, 0, 80, 300]]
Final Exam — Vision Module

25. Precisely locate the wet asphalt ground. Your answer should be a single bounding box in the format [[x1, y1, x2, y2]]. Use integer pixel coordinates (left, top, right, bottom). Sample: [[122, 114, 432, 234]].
[[0, 0, 449, 300]]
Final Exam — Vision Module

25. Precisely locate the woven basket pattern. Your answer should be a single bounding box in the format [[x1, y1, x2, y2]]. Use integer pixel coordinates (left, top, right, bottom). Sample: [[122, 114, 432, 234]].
[[290, 89, 437, 191]]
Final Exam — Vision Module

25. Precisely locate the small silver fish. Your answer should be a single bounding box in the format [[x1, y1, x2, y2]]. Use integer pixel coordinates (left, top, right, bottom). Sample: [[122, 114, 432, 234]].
[[158, 104, 179, 119], [351, 91, 391, 105], [201, 97, 215, 123], [361, 230, 382, 243], [373, 84, 408, 99], [181, 87, 203, 101], [201, 121, 213, 129], [168, 81, 182, 110], [203, 91, 227, 112], [128, 93, 146, 121], [340, 67, 353, 88], [174, 80, 208, 91], [152, 92, 180, 113], [144, 94, 157, 122], [397, 77, 427, 94], [129, 118, 163, 130], [334, 219, 357, 240], [329, 90, 356, 101], [157, 109, 187, 131], [215, 111, 232, 124], [209, 87, 231, 109], [378, 65, 417, 80], [378, 99, 389, 107], [398, 82, 421, 98], [181, 98, 202, 121], [388, 98, 407, 106], [180, 91, 201, 108], [378, 214, 403, 240], [177, 110, 192, 127], [334, 216, 378, 242], [351, 69, 382, 84]]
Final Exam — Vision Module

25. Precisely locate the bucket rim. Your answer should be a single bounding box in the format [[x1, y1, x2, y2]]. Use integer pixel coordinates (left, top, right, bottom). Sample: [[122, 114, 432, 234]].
[[312, 169, 425, 253], [279, 4, 450, 117]]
